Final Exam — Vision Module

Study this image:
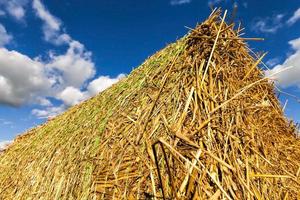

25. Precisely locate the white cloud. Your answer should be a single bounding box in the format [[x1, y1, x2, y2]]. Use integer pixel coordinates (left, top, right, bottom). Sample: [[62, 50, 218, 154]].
[[32, 0, 96, 90], [266, 57, 280, 67], [87, 74, 125, 96], [0, 48, 53, 106], [287, 8, 300, 26], [252, 14, 284, 33], [32, 0, 71, 45], [0, 118, 13, 126], [0, 140, 12, 151], [32, 105, 65, 119], [170, 0, 192, 6], [31, 74, 125, 118], [2, 121, 13, 125], [31, 0, 95, 90], [265, 37, 300, 88], [0, 0, 125, 119], [0, 24, 12, 46], [0, 43, 98, 107], [32, 0, 60, 30], [7, 3, 25, 20], [36, 97, 52, 107], [0, 0, 28, 20], [58, 86, 87, 107], [47, 41, 95, 88]]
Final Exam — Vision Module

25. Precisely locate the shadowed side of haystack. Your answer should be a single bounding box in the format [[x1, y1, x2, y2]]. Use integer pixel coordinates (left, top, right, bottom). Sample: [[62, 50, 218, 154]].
[[0, 9, 300, 200]]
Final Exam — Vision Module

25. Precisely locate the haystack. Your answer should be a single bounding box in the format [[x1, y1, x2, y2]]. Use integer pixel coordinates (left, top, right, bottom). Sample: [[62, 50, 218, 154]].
[[1, 10, 300, 199]]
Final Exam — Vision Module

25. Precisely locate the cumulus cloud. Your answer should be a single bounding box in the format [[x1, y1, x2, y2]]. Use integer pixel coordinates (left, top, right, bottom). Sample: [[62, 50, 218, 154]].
[[87, 74, 125, 96], [252, 14, 284, 34], [0, 48, 53, 106], [0, 42, 99, 107], [0, 24, 12, 46], [287, 8, 300, 26], [0, 0, 125, 119], [32, 74, 125, 118], [47, 41, 95, 88], [265, 37, 300, 88], [31, 74, 125, 118], [36, 97, 52, 107], [31, 0, 96, 90], [170, 0, 192, 6], [57, 74, 126, 106], [58, 86, 87, 107]]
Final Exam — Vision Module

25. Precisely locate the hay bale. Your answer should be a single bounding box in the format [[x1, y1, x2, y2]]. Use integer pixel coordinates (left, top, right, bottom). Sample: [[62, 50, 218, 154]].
[[1, 9, 300, 199]]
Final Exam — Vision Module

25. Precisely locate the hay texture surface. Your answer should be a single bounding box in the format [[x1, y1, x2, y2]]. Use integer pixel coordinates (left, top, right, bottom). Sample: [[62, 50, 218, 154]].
[[1, 10, 300, 200]]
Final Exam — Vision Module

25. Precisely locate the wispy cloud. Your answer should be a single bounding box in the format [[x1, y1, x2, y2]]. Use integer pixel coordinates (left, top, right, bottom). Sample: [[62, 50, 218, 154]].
[[32, 0, 71, 45], [252, 14, 284, 34], [252, 8, 300, 34], [32, 105, 65, 119], [170, 0, 192, 6], [266, 57, 281, 67], [0, 0, 28, 21], [0, 24, 12, 46], [287, 7, 300, 26], [0, 118, 13, 126]]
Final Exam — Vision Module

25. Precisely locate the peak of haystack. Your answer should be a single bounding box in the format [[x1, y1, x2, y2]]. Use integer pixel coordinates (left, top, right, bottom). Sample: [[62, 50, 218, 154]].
[[1, 10, 300, 199]]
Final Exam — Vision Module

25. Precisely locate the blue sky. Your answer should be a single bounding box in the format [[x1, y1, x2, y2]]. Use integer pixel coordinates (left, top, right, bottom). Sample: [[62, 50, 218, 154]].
[[0, 0, 300, 144]]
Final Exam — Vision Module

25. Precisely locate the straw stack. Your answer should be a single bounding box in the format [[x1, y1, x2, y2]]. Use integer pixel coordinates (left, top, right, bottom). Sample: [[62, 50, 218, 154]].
[[1, 9, 300, 199]]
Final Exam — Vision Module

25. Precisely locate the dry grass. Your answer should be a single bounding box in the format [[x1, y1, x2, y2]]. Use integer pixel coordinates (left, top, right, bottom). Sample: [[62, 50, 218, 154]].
[[0, 9, 300, 199]]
